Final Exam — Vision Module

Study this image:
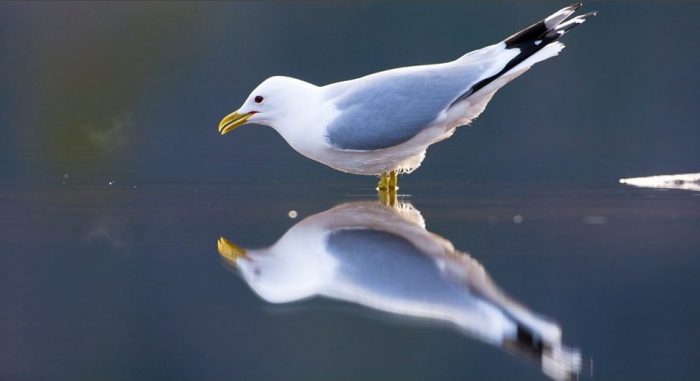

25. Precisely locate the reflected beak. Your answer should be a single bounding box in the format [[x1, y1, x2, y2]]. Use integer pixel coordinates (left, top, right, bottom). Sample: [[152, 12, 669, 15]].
[[217, 236, 249, 263], [218, 110, 254, 135]]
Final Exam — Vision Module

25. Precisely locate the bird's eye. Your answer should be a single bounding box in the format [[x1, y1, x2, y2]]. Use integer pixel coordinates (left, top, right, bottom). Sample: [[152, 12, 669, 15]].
[[254, 95, 264, 103]]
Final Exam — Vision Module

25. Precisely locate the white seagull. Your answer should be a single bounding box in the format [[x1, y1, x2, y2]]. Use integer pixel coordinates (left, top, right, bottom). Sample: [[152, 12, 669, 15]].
[[218, 3, 596, 190], [218, 201, 581, 380]]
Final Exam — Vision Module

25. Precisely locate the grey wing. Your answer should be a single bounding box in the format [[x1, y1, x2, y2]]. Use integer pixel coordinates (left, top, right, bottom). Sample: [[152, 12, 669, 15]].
[[325, 65, 481, 151]]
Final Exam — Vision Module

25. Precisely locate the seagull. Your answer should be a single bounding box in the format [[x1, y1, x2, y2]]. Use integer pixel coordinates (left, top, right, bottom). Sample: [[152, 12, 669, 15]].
[[218, 3, 596, 190], [218, 201, 581, 380]]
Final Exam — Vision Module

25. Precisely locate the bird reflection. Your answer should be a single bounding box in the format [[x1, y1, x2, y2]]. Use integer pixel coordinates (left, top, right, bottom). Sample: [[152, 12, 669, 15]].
[[218, 201, 581, 380]]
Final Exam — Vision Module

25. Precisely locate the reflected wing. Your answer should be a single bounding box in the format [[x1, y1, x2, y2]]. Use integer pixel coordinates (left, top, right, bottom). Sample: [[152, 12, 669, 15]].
[[326, 228, 464, 302]]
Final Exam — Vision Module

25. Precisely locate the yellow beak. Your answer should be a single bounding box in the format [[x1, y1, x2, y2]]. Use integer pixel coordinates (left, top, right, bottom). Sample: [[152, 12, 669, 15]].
[[217, 236, 248, 263], [218, 110, 254, 135]]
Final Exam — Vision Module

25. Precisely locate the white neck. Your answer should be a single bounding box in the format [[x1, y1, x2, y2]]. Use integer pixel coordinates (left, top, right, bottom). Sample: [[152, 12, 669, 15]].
[[268, 83, 333, 156]]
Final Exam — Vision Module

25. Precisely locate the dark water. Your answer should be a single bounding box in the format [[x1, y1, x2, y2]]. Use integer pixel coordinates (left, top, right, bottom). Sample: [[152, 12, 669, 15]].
[[2, 181, 699, 380], [2, 2, 700, 380]]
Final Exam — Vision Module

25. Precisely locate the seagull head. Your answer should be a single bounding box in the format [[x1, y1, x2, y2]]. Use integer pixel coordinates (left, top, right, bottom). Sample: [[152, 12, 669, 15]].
[[217, 234, 333, 304], [218, 76, 317, 135]]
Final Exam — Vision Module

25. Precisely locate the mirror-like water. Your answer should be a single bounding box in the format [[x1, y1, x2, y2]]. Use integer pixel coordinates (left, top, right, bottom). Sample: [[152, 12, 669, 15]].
[[2, 182, 698, 380]]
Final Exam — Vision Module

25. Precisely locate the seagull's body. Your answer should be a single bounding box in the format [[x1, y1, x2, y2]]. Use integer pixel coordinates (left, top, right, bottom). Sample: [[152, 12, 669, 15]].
[[219, 4, 595, 187]]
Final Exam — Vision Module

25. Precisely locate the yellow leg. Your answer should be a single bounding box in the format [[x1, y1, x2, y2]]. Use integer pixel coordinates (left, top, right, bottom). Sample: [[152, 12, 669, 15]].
[[377, 172, 389, 191], [377, 170, 398, 207], [378, 187, 397, 207], [376, 170, 398, 192], [388, 170, 398, 190]]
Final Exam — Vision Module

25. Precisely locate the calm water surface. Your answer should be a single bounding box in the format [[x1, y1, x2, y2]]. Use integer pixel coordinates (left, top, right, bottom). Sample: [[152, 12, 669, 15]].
[[2, 180, 698, 380]]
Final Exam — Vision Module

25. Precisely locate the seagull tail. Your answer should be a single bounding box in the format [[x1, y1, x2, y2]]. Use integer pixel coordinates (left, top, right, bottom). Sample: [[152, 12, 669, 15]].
[[498, 3, 597, 73], [458, 3, 596, 101]]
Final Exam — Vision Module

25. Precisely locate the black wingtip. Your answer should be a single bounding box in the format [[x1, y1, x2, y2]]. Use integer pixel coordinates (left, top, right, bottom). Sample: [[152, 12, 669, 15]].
[[544, 11, 596, 39], [464, 3, 595, 102], [505, 2, 592, 47]]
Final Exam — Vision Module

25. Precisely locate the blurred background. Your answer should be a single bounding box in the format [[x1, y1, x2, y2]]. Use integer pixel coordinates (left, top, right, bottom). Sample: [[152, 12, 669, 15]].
[[0, 1, 698, 187], [1, 2, 699, 381]]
